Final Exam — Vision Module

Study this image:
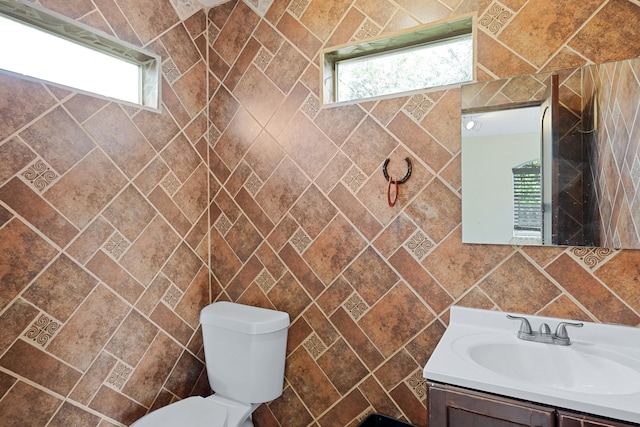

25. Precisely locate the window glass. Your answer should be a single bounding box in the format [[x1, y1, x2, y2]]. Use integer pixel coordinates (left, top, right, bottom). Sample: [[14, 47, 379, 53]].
[[336, 35, 473, 103], [0, 15, 140, 104]]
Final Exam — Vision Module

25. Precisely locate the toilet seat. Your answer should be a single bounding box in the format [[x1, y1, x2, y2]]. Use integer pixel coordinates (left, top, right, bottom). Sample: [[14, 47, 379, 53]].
[[131, 395, 257, 427], [131, 396, 228, 427]]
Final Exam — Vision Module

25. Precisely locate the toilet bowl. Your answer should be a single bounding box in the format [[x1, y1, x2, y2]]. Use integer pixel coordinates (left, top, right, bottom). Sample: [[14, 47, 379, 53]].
[[131, 302, 290, 427]]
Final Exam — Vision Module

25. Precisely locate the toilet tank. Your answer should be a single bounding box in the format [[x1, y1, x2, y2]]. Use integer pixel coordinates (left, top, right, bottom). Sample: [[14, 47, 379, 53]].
[[200, 302, 290, 404]]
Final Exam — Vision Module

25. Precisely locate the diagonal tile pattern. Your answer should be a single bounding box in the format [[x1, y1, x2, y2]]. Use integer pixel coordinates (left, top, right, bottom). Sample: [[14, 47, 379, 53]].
[[2, 0, 640, 426]]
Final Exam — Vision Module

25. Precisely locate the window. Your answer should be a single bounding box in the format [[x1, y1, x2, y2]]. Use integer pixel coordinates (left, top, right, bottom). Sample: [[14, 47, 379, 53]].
[[321, 15, 475, 105], [0, 0, 159, 108], [512, 160, 542, 238]]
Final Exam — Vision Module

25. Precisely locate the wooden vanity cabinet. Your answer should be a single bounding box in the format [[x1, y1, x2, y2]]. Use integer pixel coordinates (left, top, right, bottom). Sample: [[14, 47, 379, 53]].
[[557, 411, 637, 427], [427, 382, 555, 427], [427, 382, 639, 427]]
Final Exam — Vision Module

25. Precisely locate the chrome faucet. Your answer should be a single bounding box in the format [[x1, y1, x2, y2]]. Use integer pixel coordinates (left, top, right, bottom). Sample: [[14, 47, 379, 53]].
[[507, 314, 583, 346]]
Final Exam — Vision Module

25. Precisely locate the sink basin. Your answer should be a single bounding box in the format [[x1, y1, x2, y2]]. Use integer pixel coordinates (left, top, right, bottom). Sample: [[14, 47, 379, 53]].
[[424, 307, 640, 424], [453, 333, 640, 395]]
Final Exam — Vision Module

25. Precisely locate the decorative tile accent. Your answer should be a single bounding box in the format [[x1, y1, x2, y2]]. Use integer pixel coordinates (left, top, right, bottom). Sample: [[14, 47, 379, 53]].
[[163, 284, 183, 308], [256, 269, 276, 293], [303, 333, 326, 359], [21, 159, 58, 192], [24, 313, 60, 347], [214, 214, 233, 236], [405, 230, 434, 261], [301, 93, 320, 119], [291, 228, 311, 253], [121, 104, 140, 117], [344, 293, 368, 320], [104, 233, 130, 260], [208, 126, 222, 148], [162, 172, 182, 196], [353, 19, 381, 41], [254, 47, 273, 71], [570, 247, 616, 269], [162, 59, 182, 84], [107, 361, 132, 390], [288, 0, 310, 18], [404, 95, 433, 121], [169, 0, 201, 21], [479, 1, 514, 35], [406, 369, 427, 400], [244, 173, 263, 196], [343, 166, 366, 193]]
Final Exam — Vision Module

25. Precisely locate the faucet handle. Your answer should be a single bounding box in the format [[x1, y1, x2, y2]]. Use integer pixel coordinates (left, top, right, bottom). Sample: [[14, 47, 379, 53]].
[[555, 321, 583, 339], [539, 323, 551, 335], [506, 314, 532, 334]]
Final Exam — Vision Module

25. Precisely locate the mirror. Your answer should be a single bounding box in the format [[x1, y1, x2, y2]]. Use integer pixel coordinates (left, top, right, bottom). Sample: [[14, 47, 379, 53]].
[[461, 56, 640, 248]]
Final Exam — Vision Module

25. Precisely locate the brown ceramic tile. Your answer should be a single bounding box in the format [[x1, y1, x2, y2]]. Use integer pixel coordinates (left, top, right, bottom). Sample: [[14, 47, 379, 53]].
[[318, 337, 369, 394], [235, 188, 276, 237], [255, 157, 310, 223], [48, 285, 129, 371], [136, 274, 172, 316], [164, 351, 205, 398], [329, 183, 383, 240], [476, 30, 536, 78], [265, 41, 308, 93], [324, 6, 366, 48], [121, 331, 183, 407], [103, 185, 156, 241], [175, 266, 210, 328], [162, 23, 202, 74], [0, 73, 56, 143], [268, 272, 313, 319], [279, 243, 325, 298], [84, 104, 156, 178], [317, 388, 370, 426], [150, 301, 195, 346], [0, 380, 61, 426], [0, 137, 37, 186], [20, 107, 95, 174], [224, 37, 262, 91], [343, 117, 398, 175], [374, 349, 419, 391], [23, 255, 97, 322], [423, 228, 513, 298], [1, 339, 82, 396], [172, 164, 209, 224], [0, 219, 58, 311], [213, 1, 261, 65], [121, 215, 182, 285], [89, 385, 147, 426], [132, 109, 180, 152], [291, 185, 337, 238], [162, 243, 204, 291], [343, 247, 398, 305], [225, 214, 262, 262], [389, 249, 453, 314], [0, 178, 80, 247], [209, 229, 242, 285], [234, 65, 285, 126], [286, 346, 340, 416], [304, 215, 367, 285], [480, 252, 562, 313], [86, 251, 144, 303], [267, 386, 314, 427], [115, 0, 179, 44], [47, 401, 101, 427], [214, 107, 262, 170], [359, 282, 434, 358], [405, 179, 460, 243], [0, 299, 39, 355], [106, 310, 159, 367], [276, 11, 323, 60]]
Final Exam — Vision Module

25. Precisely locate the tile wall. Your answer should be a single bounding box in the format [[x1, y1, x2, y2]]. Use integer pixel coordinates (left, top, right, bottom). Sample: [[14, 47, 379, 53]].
[[0, 0, 212, 425], [2, 0, 640, 426]]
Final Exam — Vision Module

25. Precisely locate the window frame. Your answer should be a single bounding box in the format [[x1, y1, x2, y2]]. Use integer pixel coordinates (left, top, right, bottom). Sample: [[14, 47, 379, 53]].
[[320, 14, 476, 106], [0, 0, 161, 110]]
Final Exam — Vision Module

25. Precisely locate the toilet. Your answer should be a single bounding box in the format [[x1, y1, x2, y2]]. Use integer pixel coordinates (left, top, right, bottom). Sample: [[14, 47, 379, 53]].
[[132, 301, 290, 427]]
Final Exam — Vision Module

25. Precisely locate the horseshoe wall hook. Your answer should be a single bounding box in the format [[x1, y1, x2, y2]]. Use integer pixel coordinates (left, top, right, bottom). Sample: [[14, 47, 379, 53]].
[[382, 157, 412, 184], [383, 158, 412, 207]]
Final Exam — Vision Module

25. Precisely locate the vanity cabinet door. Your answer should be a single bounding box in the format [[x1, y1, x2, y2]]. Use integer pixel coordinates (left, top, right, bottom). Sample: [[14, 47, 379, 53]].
[[557, 411, 638, 427], [427, 382, 556, 427]]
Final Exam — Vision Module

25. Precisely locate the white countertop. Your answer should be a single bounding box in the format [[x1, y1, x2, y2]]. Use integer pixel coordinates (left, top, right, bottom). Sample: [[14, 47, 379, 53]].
[[423, 306, 640, 424]]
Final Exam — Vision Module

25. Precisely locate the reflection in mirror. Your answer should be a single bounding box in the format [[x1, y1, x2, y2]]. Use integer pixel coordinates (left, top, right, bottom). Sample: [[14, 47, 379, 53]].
[[461, 56, 640, 249]]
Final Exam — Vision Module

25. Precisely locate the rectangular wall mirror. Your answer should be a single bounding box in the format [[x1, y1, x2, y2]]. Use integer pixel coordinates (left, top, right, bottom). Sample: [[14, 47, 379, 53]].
[[461, 56, 640, 249]]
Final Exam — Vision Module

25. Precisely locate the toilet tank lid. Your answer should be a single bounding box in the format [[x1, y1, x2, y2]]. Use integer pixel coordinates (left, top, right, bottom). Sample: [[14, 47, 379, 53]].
[[200, 302, 290, 334]]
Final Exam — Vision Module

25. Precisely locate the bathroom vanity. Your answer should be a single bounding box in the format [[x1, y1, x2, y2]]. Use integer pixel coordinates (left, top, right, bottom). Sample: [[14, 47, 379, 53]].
[[427, 381, 636, 427], [423, 307, 640, 427]]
